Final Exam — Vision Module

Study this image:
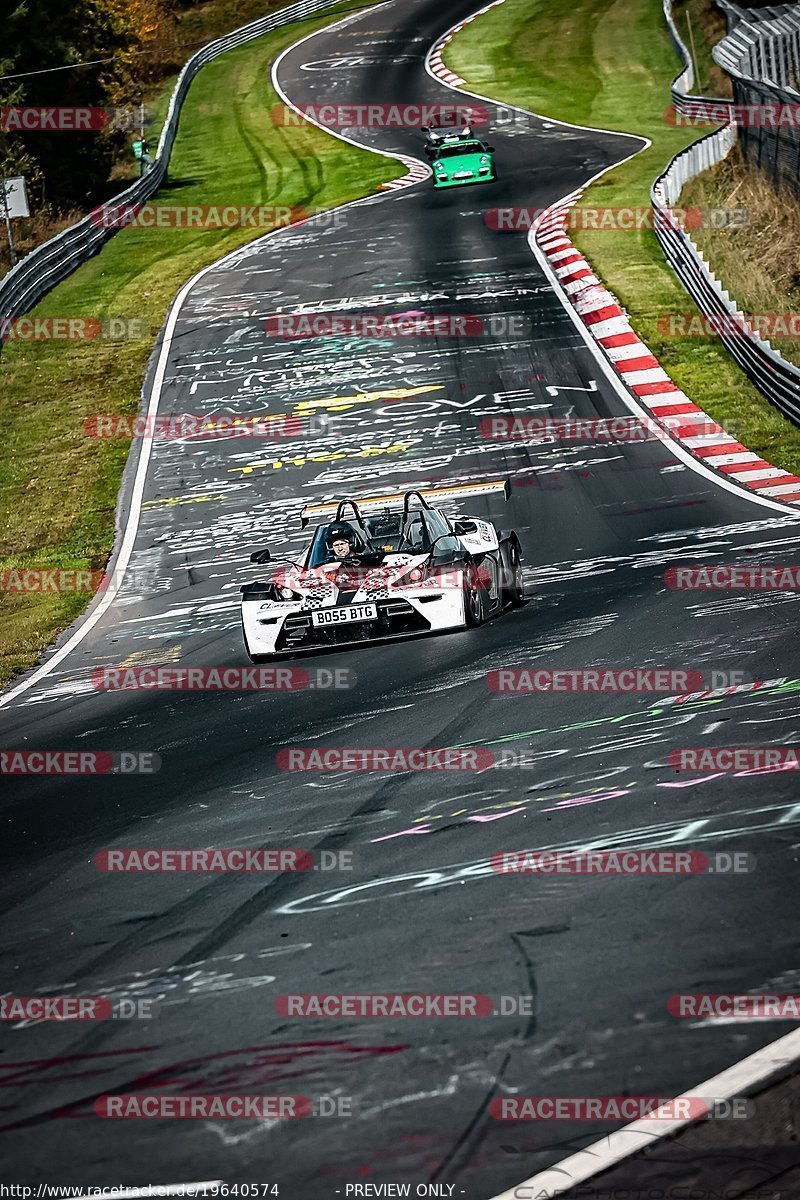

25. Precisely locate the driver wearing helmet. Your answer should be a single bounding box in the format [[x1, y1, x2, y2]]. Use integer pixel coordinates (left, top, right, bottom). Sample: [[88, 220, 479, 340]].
[[323, 521, 384, 567]]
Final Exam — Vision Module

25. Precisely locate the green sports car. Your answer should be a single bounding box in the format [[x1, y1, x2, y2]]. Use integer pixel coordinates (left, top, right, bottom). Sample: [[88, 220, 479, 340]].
[[428, 133, 497, 189]]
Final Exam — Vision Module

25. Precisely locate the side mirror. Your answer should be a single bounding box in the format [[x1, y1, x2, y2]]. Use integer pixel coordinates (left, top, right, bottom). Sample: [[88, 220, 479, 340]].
[[454, 519, 478, 535], [486, 145, 496, 152], [250, 548, 272, 564], [421, 125, 430, 133]]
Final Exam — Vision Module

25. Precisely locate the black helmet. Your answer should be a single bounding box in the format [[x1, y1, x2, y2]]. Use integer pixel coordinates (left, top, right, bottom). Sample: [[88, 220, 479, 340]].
[[325, 521, 358, 548]]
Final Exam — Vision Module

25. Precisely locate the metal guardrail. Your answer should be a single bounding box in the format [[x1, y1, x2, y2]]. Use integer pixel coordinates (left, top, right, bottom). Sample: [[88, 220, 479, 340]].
[[663, 0, 733, 118], [0, 0, 347, 324], [652, 125, 800, 426], [716, 2, 800, 89], [715, 1, 800, 191], [652, 1, 800, 427]]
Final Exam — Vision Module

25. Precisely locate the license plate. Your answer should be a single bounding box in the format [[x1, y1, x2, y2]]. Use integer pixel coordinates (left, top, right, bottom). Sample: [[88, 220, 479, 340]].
[[312, 604, 378, 627], [454, 171, 473, 178]]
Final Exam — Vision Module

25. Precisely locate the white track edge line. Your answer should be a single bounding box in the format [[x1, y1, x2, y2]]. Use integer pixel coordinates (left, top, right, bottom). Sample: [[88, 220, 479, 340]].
[[424, 5, 648, 140], [486, 1028, 800, 1199], [421, 4, 800, 1195], [5, 0, 797, 715], [423, 4, 798, 518], [270, 4, 432, 184], [530, 229, 799, 515], [0, 0, 427, 712]]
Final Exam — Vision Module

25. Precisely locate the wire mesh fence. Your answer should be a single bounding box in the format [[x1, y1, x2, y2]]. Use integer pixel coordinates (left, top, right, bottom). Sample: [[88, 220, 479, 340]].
[[715, 1, 800, 192]]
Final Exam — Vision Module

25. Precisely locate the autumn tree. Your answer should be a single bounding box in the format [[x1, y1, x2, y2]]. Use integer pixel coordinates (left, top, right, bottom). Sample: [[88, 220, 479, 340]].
[[1, 0, 170, 215]]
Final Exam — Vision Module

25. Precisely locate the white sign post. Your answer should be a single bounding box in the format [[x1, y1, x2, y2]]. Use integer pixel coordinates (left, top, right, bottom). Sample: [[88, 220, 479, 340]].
[[1, 176, 30, 267]]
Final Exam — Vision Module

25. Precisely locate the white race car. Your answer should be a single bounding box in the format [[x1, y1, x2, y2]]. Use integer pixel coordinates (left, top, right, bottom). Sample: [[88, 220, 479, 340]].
[[241, 481, 524, 659], [422, 119, 473, 158]]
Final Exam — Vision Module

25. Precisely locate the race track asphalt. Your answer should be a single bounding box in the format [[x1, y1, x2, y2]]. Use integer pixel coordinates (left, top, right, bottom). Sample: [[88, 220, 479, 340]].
[[1, 0, 799, 1193]]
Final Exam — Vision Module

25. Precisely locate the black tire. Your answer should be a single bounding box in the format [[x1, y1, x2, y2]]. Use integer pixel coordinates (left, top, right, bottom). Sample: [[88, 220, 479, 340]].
[[500, 540, 524, 607], [463, 564, 486, 627], [242, 617, 259, 663]]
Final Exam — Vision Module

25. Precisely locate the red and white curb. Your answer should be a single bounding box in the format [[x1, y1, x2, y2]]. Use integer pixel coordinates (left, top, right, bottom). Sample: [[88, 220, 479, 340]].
[[661, 677, 785, 705], [534, 193, 800, 506], [428, 0, 507, 88], [274, 3, 430, 194], [429, 41, 464, 88], [380, 154, 430, 190]]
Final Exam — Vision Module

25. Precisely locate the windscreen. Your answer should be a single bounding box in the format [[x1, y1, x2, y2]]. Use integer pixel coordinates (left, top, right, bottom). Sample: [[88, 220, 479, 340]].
[[307, 508, 459, 564], [434, 142, 485, 158], [307, 522, 370, 568]]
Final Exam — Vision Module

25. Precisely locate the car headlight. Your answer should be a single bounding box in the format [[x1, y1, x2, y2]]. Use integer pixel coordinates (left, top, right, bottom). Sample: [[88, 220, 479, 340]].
[[278, 586, 300, 600]]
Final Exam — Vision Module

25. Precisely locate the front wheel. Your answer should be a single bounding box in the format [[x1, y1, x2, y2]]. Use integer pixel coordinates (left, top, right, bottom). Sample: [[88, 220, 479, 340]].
[[500, 541, 524, 607], [463, 565, 487, 627]]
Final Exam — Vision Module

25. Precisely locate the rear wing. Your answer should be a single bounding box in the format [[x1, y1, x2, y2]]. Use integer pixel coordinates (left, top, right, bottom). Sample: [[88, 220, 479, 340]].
[[300, 479, 510, 527], [427, 123, 472, 140]]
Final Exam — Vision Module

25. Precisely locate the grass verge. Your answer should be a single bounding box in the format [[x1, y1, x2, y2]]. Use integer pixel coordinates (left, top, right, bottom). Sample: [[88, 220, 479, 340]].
[[682, 145, 800, 366], [0, 0, 399, 689], [671, 0, 732, 99], [444, 0, 800, 474]]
